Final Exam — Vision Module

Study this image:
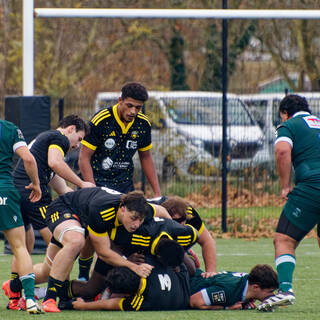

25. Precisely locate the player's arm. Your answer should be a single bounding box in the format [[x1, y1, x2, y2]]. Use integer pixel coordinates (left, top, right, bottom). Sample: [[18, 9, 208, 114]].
[[49, 174, 73, 195], [138, 149, 161, 197], [15, 146, 41, 202], [78, 144, 96, 185], [198, 227, 217, 276], [275, 141, 292, 199], [48, 147, 95, 189], [88, 230, 153, 278], [152, 204, 171, 219], [189, 292, 224, 310], [72, 297, 121, 311]]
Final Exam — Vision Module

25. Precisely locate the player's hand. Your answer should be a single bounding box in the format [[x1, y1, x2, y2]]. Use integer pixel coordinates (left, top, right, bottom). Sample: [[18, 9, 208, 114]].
[[72, 298, 86, 310], [227, 301, 243, 310], [25, 183, 42, 202], [127, 253, 145, 264], [242, 299, 256, 309], [201, 271, 217, 278], [132, 263, 154, 278], [80, 181, 96, 188], [281, 187, 291, 200]]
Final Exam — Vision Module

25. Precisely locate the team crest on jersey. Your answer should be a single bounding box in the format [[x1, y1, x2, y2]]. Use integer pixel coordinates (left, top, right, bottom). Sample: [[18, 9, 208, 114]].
[[211, 291, 226, 303], [104, 138, 116, 150], [131, 131, 138, 139], [303, 115, 320, 129], [64, 213, 72, 219]]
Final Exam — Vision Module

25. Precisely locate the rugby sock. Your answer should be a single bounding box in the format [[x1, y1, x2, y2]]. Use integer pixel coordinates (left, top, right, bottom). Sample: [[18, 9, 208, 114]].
[[275, 254, 296, 292], [20, 273, 35, 301], [61, 280, 74, 299], [78, 255, 93, 280], [10, 272, 22, 293], [44, 276, 63, 302]]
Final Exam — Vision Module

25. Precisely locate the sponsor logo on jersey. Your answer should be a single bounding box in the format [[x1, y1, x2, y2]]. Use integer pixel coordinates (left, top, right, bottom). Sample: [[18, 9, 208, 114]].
[[303, 115, 320, 129], [102, 157, 113, 170], [131, 131, 138, 139], [13, 215, 18, 222], [104, 138, 116, 150], [113, 161, 130, 169], [17, 128, 25, 139], [64, 213, 72, 219], [126, 140, 138, 149], [109, 131, 116, 136], [211, 291, 226, 303]]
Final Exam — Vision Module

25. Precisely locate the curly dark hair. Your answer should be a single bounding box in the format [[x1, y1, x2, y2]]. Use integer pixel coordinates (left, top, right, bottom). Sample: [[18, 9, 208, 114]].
[[279, 94, 311, 117], [121, 82, 148, 102]]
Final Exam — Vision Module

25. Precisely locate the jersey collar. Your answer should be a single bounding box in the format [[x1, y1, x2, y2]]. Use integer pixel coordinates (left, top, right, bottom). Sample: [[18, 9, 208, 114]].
[[292, 111, 310, 118], [112, 104, 134, 134]]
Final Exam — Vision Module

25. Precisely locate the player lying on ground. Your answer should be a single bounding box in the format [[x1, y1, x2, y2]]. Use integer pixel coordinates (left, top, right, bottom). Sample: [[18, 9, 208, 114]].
[[72, 240, 190, 311], [189, 264, 278, 310]]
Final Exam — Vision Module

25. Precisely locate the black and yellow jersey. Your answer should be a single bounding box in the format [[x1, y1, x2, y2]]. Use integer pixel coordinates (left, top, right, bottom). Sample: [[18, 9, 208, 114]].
[[47, 187, 155, 236], [110, 217, 198, 256], [81, 104, 152, 192], [14, 130, 69, 195], [147, 196, 205, 236], [120, 255, 190, 311]]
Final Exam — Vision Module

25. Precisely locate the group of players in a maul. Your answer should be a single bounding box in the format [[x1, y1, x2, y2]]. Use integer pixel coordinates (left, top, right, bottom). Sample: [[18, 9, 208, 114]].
[[2, 82, 316, 313]]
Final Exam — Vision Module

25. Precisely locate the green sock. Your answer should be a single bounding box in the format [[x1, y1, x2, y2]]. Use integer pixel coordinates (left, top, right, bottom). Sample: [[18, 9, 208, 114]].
[[20, 273, 35, 301], [275, 254, 296, 292], [78, 255, 93, 280]]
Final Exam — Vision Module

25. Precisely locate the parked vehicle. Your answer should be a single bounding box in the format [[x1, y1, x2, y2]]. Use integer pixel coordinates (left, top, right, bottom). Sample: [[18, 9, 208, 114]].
[[94, 91, 269, 180], [240, 92, 320, 159]]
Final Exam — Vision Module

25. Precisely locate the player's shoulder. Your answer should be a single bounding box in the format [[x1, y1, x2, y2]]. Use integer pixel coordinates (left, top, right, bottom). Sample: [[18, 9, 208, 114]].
[[90, 107, 113, 127], [136, 112, 151, 126]]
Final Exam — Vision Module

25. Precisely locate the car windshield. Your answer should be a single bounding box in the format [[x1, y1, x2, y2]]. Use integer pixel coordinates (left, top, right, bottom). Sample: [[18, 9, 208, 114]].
[[163, 97, 254, 125]]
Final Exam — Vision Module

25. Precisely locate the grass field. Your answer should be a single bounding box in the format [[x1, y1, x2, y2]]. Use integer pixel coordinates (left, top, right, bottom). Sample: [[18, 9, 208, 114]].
[[0, 237, 319, 320]]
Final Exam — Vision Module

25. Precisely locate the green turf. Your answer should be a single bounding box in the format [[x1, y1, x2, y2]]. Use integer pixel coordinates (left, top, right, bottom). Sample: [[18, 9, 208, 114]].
[[0, 238, 319, 319]]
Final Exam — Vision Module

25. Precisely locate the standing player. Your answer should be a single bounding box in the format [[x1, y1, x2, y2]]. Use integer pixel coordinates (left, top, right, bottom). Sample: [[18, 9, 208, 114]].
[[78, 82, 160, 195], [78, 82, 161, 279], [0, 119, 43, 313], [258, 95, 320, 311], [3, 115, 95, 309]]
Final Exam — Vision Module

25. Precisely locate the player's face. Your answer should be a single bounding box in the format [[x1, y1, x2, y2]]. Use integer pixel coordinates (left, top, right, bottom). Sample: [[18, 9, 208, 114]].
[[68, 128, 85, 150], [120, 209, 144, 233], [280, 111, 289, 122], [118, 97, 143, 124], [254, 287, 276, 302]]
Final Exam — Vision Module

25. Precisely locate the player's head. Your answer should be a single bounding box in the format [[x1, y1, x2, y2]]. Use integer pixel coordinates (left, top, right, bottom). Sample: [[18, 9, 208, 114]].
[[57, 114, 90, 149], [119, 191, 149, 233], [118, 83, 148, 124], [154, 237, 185, 267], [161, 196, 189, 224], [105, 267, 140, 295], [121, 82, 148, 102], [248, 264, 278, 301], [279, 94, 311, 118]]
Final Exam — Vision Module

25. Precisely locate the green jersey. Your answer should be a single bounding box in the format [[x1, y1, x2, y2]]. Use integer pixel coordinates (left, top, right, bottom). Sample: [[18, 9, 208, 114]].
[[190, 269, 248, 307], [276, 112, 320, 184], [0, 119, 26, 188]]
